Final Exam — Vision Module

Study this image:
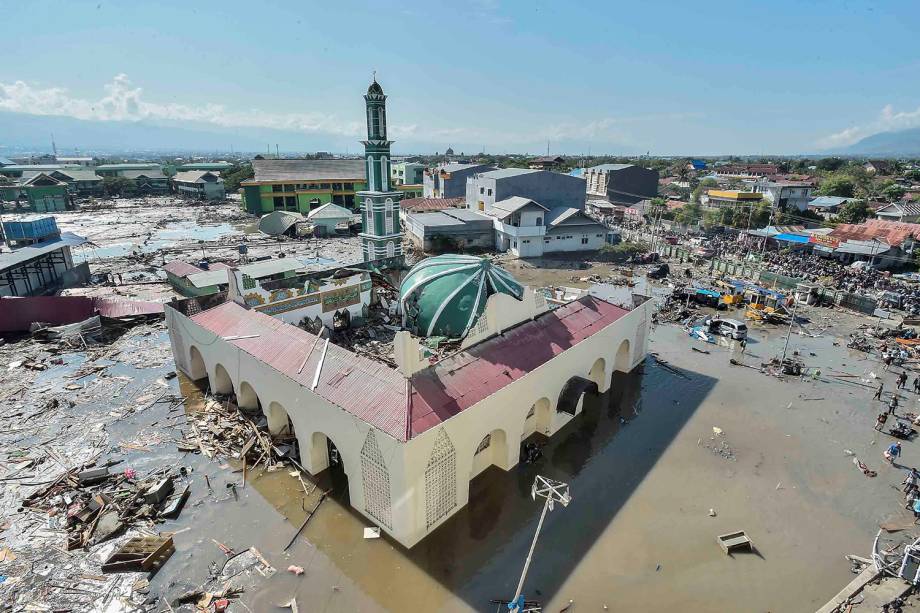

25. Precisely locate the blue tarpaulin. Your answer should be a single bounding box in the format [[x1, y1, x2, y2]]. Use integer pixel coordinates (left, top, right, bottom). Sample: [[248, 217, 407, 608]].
[[774, 233, 810, 244]]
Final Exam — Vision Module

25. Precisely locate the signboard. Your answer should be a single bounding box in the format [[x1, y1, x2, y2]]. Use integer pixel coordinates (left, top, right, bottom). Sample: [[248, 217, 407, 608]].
[[809, 234, 840, 249], [322, 285, 361, 312]]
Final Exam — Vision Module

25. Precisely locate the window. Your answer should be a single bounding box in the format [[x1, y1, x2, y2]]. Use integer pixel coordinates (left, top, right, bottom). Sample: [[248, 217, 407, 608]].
[[272, 184, 283, 192], [284, 184, 295, 192], [480, 187, 484, 194], [333, 183, 342, 190], [320, 183, 330, 189], [273, 196, 284, 210], [344, 183, 353, 190], [596, 234, 603, 238], [487, 188, 492, 196], [364, 198, 375, 233], [523, 239, 530, 244], [536, 217, 542, 226], [285, 196, 297, 211], [581, 237, 589, 245], [385, 199, 394, 233]]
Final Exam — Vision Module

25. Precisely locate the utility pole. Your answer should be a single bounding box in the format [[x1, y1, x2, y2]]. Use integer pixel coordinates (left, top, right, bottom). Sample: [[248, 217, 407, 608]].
[[781, 297, 799, 362], [509, 476, 571, 613]]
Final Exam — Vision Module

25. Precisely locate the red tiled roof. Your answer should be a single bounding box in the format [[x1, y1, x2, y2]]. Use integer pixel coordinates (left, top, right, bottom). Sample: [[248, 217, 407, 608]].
[[400, 197, 464, 212], [187, 295, 630, 441], [830, 219, 920, 247], [666, 199, 686, 210], [406, 296, 629, 438]]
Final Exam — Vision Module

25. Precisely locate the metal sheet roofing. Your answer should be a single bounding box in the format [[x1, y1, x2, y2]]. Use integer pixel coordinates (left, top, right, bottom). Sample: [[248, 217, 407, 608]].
[[492, 196, 548, 217], [186, 258, 304, 289], [183, 293, 630, 442], [163, 260, 204, 278], [773, 233, 810, 244], [406, 296, 629, 438], [189, 301, 410, 440], [0, 232, 87, 271], [250, 159, 366, 182], [307, 202, 354, 220], [477, 168, 541, 180]]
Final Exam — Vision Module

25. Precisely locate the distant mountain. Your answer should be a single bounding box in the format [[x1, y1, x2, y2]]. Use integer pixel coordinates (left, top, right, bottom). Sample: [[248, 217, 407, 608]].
[[0, 111, 355, 155], [840, 126, 920, 156]]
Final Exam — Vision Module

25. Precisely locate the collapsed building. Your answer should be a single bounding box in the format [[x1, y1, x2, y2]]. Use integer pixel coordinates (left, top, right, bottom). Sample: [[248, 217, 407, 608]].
[[165, 253, 651, 547]]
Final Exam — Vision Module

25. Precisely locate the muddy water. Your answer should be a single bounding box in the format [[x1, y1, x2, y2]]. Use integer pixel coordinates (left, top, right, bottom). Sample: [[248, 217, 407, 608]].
[[23, 309, 902, 612]]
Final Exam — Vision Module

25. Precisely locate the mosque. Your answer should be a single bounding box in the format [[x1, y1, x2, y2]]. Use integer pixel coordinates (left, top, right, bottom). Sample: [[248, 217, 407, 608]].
[[164, 79, 652, 548]]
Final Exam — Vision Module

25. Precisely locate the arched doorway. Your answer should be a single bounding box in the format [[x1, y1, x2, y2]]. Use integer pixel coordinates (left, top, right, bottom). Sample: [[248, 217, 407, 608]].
[[188, 346, 206, 381], [266, 401, 292, 435], [614, 339, 631, 372], [237, 382, 260, 413], [523, 397, 552, 439], [212, 363, 233, 395], [589, 357, 607, 393], [471, 429, 508, 478], [311, 432, 349, 502], [557, 376, 598, 416]]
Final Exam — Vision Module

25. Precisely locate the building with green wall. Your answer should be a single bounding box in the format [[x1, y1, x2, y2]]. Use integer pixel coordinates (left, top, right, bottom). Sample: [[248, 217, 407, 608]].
[[0, 173, 70, 212]]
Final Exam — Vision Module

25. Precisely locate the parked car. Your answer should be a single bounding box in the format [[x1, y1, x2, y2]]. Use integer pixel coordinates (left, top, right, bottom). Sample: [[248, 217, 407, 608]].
[[708, 317, 748, 340]]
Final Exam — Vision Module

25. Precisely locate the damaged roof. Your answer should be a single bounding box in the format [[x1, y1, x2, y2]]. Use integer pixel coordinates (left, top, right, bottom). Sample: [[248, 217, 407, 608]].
[[184, 294, 630, 442]]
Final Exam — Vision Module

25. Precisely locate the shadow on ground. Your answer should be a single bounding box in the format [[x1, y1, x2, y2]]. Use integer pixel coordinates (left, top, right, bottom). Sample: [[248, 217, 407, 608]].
[[404, 355, 718, 609]]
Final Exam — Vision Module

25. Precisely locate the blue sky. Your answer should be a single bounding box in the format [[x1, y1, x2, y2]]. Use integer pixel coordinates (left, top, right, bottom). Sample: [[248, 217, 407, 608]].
[[2, 0, 919, 155]]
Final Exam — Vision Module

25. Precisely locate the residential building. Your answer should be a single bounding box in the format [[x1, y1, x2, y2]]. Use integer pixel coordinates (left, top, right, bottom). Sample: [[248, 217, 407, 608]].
[[488, 196, 609, 258], [241, 159, 367, 215], [423, 163, 496, 198], [391, 161, 424, 186], [865, 160, 894, 175], [753, 179, 815, 211], [404, 209, 495, 251], [528, 156, 565, 170], [876, 201, 920, 223], [586, 199, 625, 224], [122, 169, 170, 195], [165, 253, 652, 548], [356, 79, 404, 264], [807, 196, 851, 218], [307, 202, 355, 235], [399, 196, 464, 215], [0, 173, 72, 211], [713, 163, 778, 178], [0, 164, 77, 179], [20, 168, 103, 197], [0, 232, 89, 296], [828, 219, 920, 269], [163, 257, 303, 297], [172, 171, 226, 200], [584, 164, 659, 205], [702, 189, 763, 210], [466, 168, 586, 213]]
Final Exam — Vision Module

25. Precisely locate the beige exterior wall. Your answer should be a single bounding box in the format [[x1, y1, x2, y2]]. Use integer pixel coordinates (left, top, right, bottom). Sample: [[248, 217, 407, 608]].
[[165, 294, 651, 548]]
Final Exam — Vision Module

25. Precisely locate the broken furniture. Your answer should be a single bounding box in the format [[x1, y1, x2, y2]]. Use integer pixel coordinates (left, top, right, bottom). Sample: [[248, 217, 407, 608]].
[[102, 534, 175, 573]]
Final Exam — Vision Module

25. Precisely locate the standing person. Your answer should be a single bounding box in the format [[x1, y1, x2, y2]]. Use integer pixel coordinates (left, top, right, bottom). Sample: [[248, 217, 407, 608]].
[[875, 382, 885, 400], [899, 371, 908, 390], [890, 394, 900, 415], [876, 412, 889, 431], [885, 441, 902, 464], [739, 338, 747, 355], [904, 468, 920, 496], [913, 375, 920, 394]]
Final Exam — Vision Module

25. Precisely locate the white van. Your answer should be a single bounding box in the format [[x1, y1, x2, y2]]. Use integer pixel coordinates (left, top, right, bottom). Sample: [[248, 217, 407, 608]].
[[716, 318, 748, 340]]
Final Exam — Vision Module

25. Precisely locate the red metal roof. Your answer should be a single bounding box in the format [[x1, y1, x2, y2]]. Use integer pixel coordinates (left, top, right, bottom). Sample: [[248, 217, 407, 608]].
[[163, 261, 204, 278], [190, 302, 410, 441], [94, 298, 164, 318], [831, 219, 920, 247], [186, 295, 629, 441], [406, 296, 629, 438], [400, 197, 464, 212]]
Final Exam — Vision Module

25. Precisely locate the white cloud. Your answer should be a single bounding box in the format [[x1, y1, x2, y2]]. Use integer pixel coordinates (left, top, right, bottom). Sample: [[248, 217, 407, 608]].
[[0, 74, 427, 139], [818, 103, 920, 148]]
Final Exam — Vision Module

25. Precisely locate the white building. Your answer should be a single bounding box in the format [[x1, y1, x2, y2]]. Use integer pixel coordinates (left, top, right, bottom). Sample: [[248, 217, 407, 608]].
[[172, 171, 226, 201], [753, 180, 815, 211], [166, 256, 650, 548], [489, 196, 609, 258]]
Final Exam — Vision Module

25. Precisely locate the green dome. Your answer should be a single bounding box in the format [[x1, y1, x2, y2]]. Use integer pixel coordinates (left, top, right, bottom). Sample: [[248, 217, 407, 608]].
[[399, 255, 524, 338]]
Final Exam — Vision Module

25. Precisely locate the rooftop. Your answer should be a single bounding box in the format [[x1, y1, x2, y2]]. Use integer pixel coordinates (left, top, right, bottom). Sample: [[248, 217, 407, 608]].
[[173, 170, 221, 183], [830, 219, 920, 247], [0, 232, 87, 271], [400, 197, 464, 212], [587, 163, 634, 172], [186, 258, 305, 289], [185, 293, 631, 441], [477, 168, 542, 180], [307, 202, 355, 220], [248, 159, 366, 182]]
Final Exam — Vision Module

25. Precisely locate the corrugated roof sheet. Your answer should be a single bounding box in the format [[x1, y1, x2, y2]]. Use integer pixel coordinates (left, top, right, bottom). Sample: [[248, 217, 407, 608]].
[[0, 232, 87, 271], [250, 159, 366, 182], [477, 168, 542, 180], [186, 258, 304, 289], [400, 197, 464, 212], [831, 219, 920, 247], [406, 296, 629, 438], [183, 294, 631, 441], [189, 302, 410, 440], [163, 260, 204, 278]]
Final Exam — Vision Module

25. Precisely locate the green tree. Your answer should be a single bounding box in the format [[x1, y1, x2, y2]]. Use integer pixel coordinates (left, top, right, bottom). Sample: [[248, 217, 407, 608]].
[[817, 175, 856, 198], [835, 199, 873, 224], [102, 176, 134, 196], [883, 184, 907, 202], [674, 201, 702, 226], [816, 157, 845, 172], [222, 163, 254, 193], [691, 178, 718, 204]]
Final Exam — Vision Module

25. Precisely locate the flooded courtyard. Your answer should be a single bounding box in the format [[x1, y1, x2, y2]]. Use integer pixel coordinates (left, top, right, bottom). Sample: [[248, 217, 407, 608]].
[[2, 298, 910, 612]]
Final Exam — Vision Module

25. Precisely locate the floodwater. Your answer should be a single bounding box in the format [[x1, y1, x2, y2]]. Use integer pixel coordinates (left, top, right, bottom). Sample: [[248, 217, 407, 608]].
[[4, 306, 911, 612], [72, 221, 241, 260]]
